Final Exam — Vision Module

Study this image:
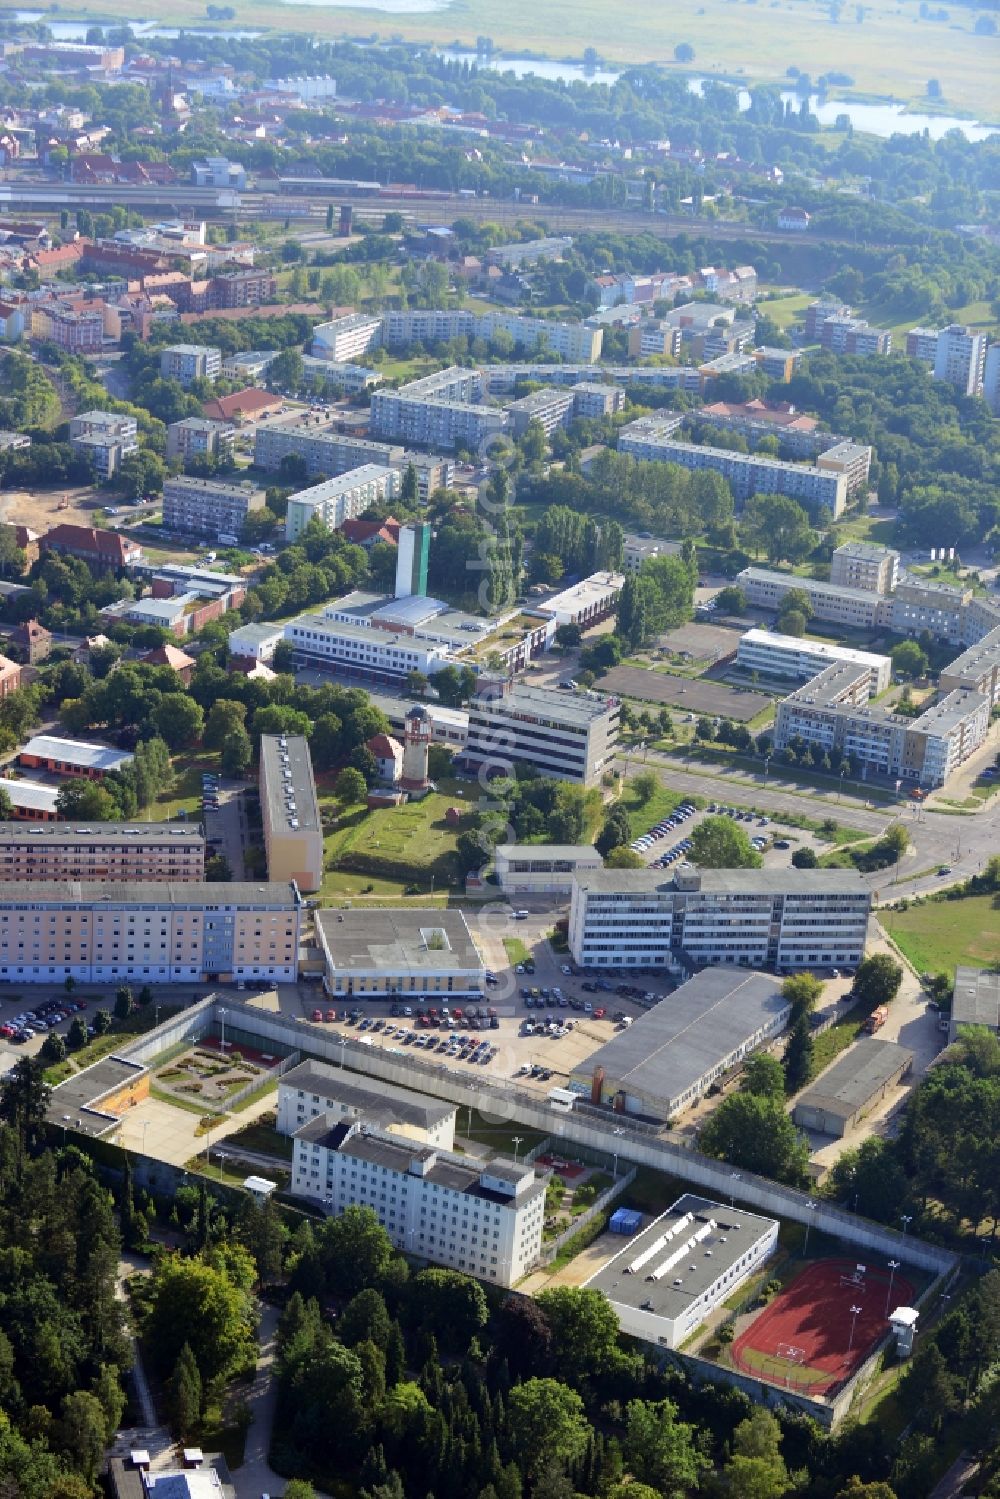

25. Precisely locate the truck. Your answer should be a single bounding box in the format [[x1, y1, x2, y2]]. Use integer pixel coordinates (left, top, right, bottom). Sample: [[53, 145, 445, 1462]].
[[863, 1005, 888, 1035]]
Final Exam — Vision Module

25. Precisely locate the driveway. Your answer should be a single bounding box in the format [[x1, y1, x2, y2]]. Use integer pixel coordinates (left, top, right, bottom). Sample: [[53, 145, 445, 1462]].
[[235, 1303, 285, 1499]]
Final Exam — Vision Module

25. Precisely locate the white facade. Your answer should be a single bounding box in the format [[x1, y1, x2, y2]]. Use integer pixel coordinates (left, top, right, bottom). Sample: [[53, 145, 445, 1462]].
[[277, 1060, 456, 1149], [618, 431, 848, 520], [464, 683, 620, 787], [495, 844, 603, 895], [284, 614, 450, 679], [284, 465, 401, 542], [311, 312, 383, 363], [984, 344, 1000, 417], [160, 344, 222, 388], [933, 324, 986, 396], [737, 629, 891, 695]]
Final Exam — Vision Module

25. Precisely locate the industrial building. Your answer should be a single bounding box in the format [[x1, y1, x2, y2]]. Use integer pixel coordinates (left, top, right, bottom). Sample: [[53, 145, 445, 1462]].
[[0, 822, 205, 882], [284, 465, 401, 542], [0, 881, 301, 983], [569, 866, 872, 973], [573, 968, 792, 1121], [736, 629, 892, 695], [792, 1038, 914, 1137], [259, 734, 324, 893], [161, 475, 265, 540], [463, 682, 620, 787], [494, 844, 603, 896], [276, 1059, 457, 1149], [586, 1194, 779, 1350], [314, 906, 485, 999], [949, 967, 1000, 1043]]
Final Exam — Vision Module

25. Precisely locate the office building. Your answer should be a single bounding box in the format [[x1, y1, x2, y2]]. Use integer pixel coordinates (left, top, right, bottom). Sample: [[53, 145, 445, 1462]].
[[259, 734, 324, 893], [395, 522, 431, 598], [574, 969, 792, 1121], [68, 409, 137, 479], [738, 567, 890, 630], [310, 312, 383, 362], [284, 466, 400, 542], [228, 621, 285, 664], [277, 1059, 456, 1149], [0, 822, 205, 882], [19, 733, 133, 779], [940, 625, 1000, 709], [617, 429, 848, 519], [792, 1038, 913, 1137], [569, 866, 872, 972], [162, 475, 265, 540], [253, 416, 402, 479], [284, 614, 450, 680], [191, 157, 246, 189], [463, 682, 620, 787], [949, 967, 1000, 1043], [314, 906, 485, 999], [586, 1194, 779, 1351], [290, 1117, 545, 1285], [371, 368, 510, 453], [221, 349, 278, 384], [0, 881, 300, 983], [829, 541, 901, 595], [933, 324, 986, 396], [165, 416, 236, 465], [494, 844, 603, 896], [159, 344, 222, 387], [736, 629, 891, 695], [487, 236, 573, 269]]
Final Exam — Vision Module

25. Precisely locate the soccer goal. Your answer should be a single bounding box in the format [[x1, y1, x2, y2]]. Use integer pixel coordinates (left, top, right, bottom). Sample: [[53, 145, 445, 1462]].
[[775, 1343, 807, 1388]]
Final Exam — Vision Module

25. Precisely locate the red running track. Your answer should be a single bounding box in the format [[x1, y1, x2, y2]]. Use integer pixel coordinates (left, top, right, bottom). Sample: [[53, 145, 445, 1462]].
[[731, 1257, 915, 1396]]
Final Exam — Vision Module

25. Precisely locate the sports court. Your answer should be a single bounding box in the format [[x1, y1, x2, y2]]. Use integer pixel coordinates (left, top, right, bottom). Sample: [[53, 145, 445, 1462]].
[[731, 1257, 915, 1395]]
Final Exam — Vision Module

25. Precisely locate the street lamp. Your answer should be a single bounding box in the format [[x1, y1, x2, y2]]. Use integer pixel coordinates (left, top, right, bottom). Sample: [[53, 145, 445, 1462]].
[[512, 1135, 523, 1164], [218, 1151, 226, 1183], [612, 1152, 618, 1179], [338, 1036, 347, 1069], [847, 1304, 863, 1355], [900, 1214, 913, 1235], [219, 1006, 226, 1055], [803, 1200, 817, 1258], [729, 1172, 741, 1207], [885, 1260, 900, 1319]]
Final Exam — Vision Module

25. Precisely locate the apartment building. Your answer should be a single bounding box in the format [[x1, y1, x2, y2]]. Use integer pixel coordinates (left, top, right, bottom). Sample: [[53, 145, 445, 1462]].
[[259, 733, 324, 893], [380, 309, 603, 363], [300, 357, 383, 395], [161, 475, 265, 540], [736, 628, 891, 694], [290, 1118, 545, 1286], [815, 439, 874, 496], [819, 316, 892, 357], [618, 429, 848, 519], [571, 381, 625, 419], [906, 326, 941, 363], [315, 906, 485, 999], [0, 656, 20, 700], [984, 344, 1000, 417], [753, 347, 801, 382], [889, 578, 971, 645], [284, 614, 450, 680], [737, 567, 890, 630], [933, 324, 986, 396], [68, 410, 138, 480], [940, 626, 1000, 708], [165, 416, 236, 465], [568, 866, 872, 972], [462, 682, 620, 787], [253, 416, 402, 479], [506, 387, 575, 438], [284, 465, 401, 542], [829, 540, 901, 595], [0, 822, 205, 881], [805, 300, 851, 339], [31, 302, 103, 353], [627, 322, 683, 359], [624, 534, 684, 573], [0, 880, 301, 983], [310, 312, 383, 362], [160, 344, 222, 387], [692, 399, 827, 459], [211, 268, 277, 308], [277, 1059, 456, 1149], [371, 368, 510, 453]]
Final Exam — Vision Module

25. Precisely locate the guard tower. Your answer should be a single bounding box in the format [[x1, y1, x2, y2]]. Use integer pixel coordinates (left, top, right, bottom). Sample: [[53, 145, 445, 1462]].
[[889, 1306, 919, 1357], [399, 705, 432, 792]]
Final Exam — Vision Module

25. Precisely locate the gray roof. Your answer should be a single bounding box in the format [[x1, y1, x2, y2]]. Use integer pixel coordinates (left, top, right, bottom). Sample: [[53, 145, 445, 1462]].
[[0, 821, 204, 847], [471, 682, 617, 728], [47, 1055, 147, 1138], [260, 734, 320, 834], [573, 969, 790, 1109], [574, 867, 869, 897], [0, 881, 298, 906], [587, 1193, 778, 1329], [497, 844, 602, 863], [316, 907, 483, 975], [331, 1125, 545, 1205], [21, 734, 133, 772], [281, 1058, 455, 1128], [952, 967, 1000, 1032], [794, 1037, 914, 1122]]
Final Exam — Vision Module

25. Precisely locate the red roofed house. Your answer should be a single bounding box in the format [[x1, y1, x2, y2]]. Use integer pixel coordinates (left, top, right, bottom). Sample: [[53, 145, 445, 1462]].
[[341, 516, 402, 550], [41, 523, 143, 572], [367, 732, 404, 785], [201, 387, 284, 424], [142, 642, 196, 685]]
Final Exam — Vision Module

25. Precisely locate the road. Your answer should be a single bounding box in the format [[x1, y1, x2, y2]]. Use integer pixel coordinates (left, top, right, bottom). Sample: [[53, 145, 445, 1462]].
[[236, 1303, 287, 1499]]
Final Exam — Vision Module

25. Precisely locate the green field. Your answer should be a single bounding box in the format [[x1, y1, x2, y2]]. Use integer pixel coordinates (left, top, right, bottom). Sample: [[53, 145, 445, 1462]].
[[503, 935, 533, 966], [320, 787, 467, 898], [881, 895, 1000, 974]]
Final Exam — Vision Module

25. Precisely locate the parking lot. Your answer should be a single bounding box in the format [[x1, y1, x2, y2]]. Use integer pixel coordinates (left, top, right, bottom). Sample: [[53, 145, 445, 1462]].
[[629, 799, 775, 870]]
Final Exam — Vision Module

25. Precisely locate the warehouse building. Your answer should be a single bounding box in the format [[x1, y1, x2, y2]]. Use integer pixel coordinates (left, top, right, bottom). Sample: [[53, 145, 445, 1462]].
[[949, 967, 1000, 1043], [792, 1038, 914, 1137], [572, 969, 792, 1121], [314, 906, 485, 999], [586, 1194, 779, 1350], [0, 779, 59, 821], [494, 844, 603, 896], [259, 734, 324, 893], [276, 1059, 457, 1148], [0, 822, 205, 882]]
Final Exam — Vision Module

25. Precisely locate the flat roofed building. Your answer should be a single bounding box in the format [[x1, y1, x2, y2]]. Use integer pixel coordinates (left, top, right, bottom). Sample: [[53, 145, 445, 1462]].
[[228, 621, 285, 663], [617, 432, 848, 520], [19, 734, 133, 779], [533, 571, 625, 630], [284, 465, 401, 542], [586, 1193, 779, 1350], [506, 387, 575, 438], [284, 613, 451, 681], [315, 906, 485, 999], [494, 843, 603, 895], [290, 1116, 545, 1285], [940, 627, 1000, 708], [161, 475, 265, 540], [737, 567, 890, 630], [159, 343, 222, 387], [574, 968, 792, 1120], [792, 1037, 914, 1137], [0, 880, 300, 984], [463, 682, 620, 787], [830, 541, 901, 595], [736, 629, 891, 695], [569, 866, 871, 973], [0, 822, 204, 881], [624, 534, 683, 573], [277, 1058, 456, 1148], [253, 417, 402, 479], [165, 416, 235, 464], [259, 734, 323, 893], [950, 967, 1000, 1042]]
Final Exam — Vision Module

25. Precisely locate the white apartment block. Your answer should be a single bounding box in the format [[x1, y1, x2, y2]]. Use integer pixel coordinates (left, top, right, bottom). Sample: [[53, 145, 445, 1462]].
[[159, 344, 222, 387], [506, 387, 575, 438], [284, 465, 401, 542], [0, 881, 300, 983], [829, 541, 901, 595], [569, 866, 872, 973], [300, 357, 383, 394], [165, 416, 236, 464], [379, 309, 603, 363], [260, 734, 324, 893], [737, 628, 891, 694], [933, 324, 986, 396], [738, 567, 890, 630], [290, 1118, 546, 1286], [0, 822, 205, 881], [68, 410, 137, 480], [463, 683, 620, 787], [617, 430, 848, 519], [277, 1059, 456, 1149], [370, 367, 510, 453], [162, 475, 265, 539], [254, 418, 402, 479], [311, 312, 383, 362], [284, 614, 450, 679], [940, 626, 1000, 709]]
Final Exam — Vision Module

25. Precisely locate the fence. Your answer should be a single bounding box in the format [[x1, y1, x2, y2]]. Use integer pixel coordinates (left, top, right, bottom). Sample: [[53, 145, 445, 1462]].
[[538, 1165, 637, 1264], [222, 1048, 301, 1111]]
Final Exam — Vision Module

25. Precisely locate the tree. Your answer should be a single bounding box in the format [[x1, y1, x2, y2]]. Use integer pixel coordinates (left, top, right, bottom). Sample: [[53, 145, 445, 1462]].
[[167, 1342, 202, 1438], [114, 988, 135, 1022], [536, 1286, 621, 1384], [554, 622, 582, 649], [792, 846, 818, 868], [675, 41, 695, 61], [742, 1053, 786, 1101], [891, 640, 928, 680], [57, 1391, 106, 1485], [782, 971, 824, 1015], [334, 766, 368, 805], [0, 1056, 50, 1163], [605, 846, 644, 868], [493, 1294, 554, 1380], [632, 771, 658, 805], [783, 1012, 815, 1094], [145, 1251, 257, 1387], [742, 495, 815, 564], [317, 1205, 395, 1298], [776, 587, 814, 626], [55, 781, 118, 821], [507, 1378, 590, 1479], [835, 1481, 899, 1499], [204, 699, 247, 750], [623, 1397, 708, 1495], [715, 585, 746, 614], [699, 1092, 810, 1184], [853, 954, 904, 1008], [595, 803, 632, 858], [67, 1016, 88, 1051], [688, 816, 763, 869], [283, 1484, 319, 1499], [153, 693, 204, 751], [221, 726, 252, 777], [40, 1032, 67, 1064], [781, 609, 807, 637], [882, 823, 909, 861], [408, 1269, 488, 1353]]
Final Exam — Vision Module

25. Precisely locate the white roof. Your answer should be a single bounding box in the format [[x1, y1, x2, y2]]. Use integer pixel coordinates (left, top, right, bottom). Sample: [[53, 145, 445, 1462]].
[[21, 736, 133, 772], [2, 780, 60, 812]]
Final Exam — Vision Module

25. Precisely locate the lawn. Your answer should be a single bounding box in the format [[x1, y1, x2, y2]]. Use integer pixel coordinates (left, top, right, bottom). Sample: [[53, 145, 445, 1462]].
[[808, 1002, 870, 1082], [758, 290, 813, 331], [224, 1113, 295, 1162], [457, 1109, 548, 1158], [320, 788, 466, 896], [881, 895, 1000, 974], [152, 754, 219, 822], [619, 781, 705, 840], [503, 935, 533, 966]]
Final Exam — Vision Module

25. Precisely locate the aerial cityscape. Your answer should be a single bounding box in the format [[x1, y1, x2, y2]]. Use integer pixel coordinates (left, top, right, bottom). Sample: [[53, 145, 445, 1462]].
[[0, 3, 996, 1497]]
